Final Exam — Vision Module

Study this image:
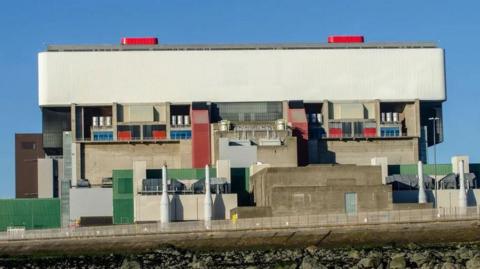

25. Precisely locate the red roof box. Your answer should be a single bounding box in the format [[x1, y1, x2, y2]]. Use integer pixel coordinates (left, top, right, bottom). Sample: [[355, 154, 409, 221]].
[[121, 37, 158, 45], [327, 35, 364, 43]]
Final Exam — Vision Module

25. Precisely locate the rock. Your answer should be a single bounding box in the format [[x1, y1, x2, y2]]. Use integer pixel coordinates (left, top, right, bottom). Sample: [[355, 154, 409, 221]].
[[358, 257, 381, 268], [306, 245, 319, 255], [349, 249, 362, 259], [412, 253, 428, 266], [189, 261, 208, 269], [244, 253, 255, 264], [441, 262, 460, 269], [299, 256, 327, 269], [466, 255, 480, 269], [406, 242, 420, 250], [119, 259, 141, 269], [389, 254, 406, 269]]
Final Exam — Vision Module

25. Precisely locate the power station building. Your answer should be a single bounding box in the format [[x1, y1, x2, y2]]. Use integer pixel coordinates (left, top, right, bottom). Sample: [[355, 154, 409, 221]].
[[7, 36, 458, 229]]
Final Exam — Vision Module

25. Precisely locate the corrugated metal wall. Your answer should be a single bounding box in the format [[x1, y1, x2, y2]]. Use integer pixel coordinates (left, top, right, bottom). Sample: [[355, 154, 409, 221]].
[[112, 170, 134, 224], [191, 109, 211, 168], [0, 198, 60, 231]]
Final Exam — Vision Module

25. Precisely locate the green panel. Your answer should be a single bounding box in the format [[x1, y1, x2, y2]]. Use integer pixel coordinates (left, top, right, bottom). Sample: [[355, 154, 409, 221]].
[[0, 199, 60, 231], [113, 198, 134, 224], [388, 164, 452, 176], [112, 170, 134, 224], [231, 168, 251, 206]]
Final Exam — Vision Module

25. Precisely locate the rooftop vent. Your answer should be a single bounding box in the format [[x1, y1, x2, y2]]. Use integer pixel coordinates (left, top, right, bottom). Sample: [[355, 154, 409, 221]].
[[327, 35, 364, 43], [121, 37, 158, 45]]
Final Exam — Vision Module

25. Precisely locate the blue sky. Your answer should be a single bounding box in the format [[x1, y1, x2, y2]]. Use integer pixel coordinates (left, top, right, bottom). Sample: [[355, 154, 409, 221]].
[[0, 1, 479, 198]]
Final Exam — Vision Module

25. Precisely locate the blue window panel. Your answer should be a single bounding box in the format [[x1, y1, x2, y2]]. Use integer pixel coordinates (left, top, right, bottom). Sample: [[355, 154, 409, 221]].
[[380, 127, 400, 137], [170, 130, 192, 140], [93, 131, 113, 141]]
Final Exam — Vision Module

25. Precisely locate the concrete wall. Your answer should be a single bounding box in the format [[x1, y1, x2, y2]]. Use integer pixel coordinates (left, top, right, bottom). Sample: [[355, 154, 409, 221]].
[[135, 194, 237, 222], [311, 138, 419, 165], [39, 48, 446, 106], [252, 165, 384, 208], [394, 189, 480, 208], [272, 185, 392, 216], [37, 158, 54, 198], [69, 188, 113, 221], [82, 141, 192, 185]]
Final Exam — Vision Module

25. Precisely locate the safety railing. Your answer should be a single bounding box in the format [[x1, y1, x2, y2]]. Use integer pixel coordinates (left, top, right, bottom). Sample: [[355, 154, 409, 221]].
[[1, 206, 479, 241]]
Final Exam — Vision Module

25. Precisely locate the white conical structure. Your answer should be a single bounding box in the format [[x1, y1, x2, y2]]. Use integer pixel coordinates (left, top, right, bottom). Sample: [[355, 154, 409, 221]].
[[417, 161, 427, 204], [458, 160, 467, 214], [160, 165, 170, 224], [204, 165, 213, 224]]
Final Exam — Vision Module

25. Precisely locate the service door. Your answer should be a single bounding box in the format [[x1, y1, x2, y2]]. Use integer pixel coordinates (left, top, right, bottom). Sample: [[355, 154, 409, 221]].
[[345, 192, 357, 215]]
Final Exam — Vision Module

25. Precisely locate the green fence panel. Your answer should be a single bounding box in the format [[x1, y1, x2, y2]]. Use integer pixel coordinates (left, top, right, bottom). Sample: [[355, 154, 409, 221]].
[[0, 198, 60, 231], [113, 198, 134, 224], [146, 168, 217, 182], [388, 164, 452, 176]]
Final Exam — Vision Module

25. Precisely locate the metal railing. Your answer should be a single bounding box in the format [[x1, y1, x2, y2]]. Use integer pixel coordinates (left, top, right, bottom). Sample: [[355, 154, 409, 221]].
[[1, 206, 479, 241]]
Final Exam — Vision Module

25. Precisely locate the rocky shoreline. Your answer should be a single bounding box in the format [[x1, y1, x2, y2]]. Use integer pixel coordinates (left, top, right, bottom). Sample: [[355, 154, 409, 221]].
[[1, 243, 480, 269]]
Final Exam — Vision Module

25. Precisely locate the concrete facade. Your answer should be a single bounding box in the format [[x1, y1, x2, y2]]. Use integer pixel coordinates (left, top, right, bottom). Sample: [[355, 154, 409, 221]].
[[251, 165, 392, 216], [83, 141, 192, 185], [135, 194, 237, 222], [310, 138, 419, 165], [69, 188, 113, 221]]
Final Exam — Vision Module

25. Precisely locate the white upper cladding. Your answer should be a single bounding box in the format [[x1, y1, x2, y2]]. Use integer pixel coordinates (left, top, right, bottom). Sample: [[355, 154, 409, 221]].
[[38, 45, 446, 106]]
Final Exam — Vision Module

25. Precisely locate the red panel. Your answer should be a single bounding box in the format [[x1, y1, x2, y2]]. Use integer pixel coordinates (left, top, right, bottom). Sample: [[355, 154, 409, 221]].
[[363, 128, 377, 138], [117, 131, 132, 141], [121, 37, 158, 45], [152, 130, 166, 139], [191, 109, 211, 168], [327, 35, 364, 43], [329, 128, 343, 138]]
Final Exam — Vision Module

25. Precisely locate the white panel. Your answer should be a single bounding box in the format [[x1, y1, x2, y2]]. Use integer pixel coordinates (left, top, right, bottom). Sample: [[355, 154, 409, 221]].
[[39, 48, 446, 106], [37, 158, 54, 198], [69, 188, 113, 220]]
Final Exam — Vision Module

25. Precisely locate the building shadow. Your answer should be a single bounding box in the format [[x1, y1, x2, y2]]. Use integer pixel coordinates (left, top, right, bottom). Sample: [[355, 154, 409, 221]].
[[213, 193, 226, 220]]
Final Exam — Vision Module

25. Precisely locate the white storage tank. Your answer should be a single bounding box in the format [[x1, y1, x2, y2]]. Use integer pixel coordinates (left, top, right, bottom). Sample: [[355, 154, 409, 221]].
[[381, 113, 386, 123], [177, 115, 184, 126], [99, 116, 105, 127], [92, 116, 99, 127], [393, 112, 399, 123], [317, 113, 323, 124], [276, 119, 286, 131], [310, 114, 317, 123], [386, 112, 392, 123], [105, 116, 112, 126], [219, 120, 230, 131], [171, 115, 177, 126], [184, 115, 190, 126]]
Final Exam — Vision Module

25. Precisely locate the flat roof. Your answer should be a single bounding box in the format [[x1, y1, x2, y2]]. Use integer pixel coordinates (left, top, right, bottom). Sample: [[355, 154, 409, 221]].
[[46, 42, 438, 52]]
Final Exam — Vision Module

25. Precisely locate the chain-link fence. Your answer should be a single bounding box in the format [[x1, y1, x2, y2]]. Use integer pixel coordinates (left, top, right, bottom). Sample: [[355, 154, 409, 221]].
[[2, 206, 479, 241]]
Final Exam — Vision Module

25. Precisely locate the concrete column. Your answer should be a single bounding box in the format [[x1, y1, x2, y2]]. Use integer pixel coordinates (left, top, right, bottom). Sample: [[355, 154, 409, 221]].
[[160, 165, 170, 224], [458, 160, 467, 214], [133, 161, 147, 223], [417, 161, 427, 204], [70, 104, 76, 142], [204, 165, 213, 225], [112, 103, 118, 141]]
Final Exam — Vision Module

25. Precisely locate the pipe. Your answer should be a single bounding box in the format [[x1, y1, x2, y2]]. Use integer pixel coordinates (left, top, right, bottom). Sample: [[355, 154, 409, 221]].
[[417, 161, 427, 204], [160, 165, 170, 224], [204, 165, 213, 224], [458, 160, 467, 213]]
